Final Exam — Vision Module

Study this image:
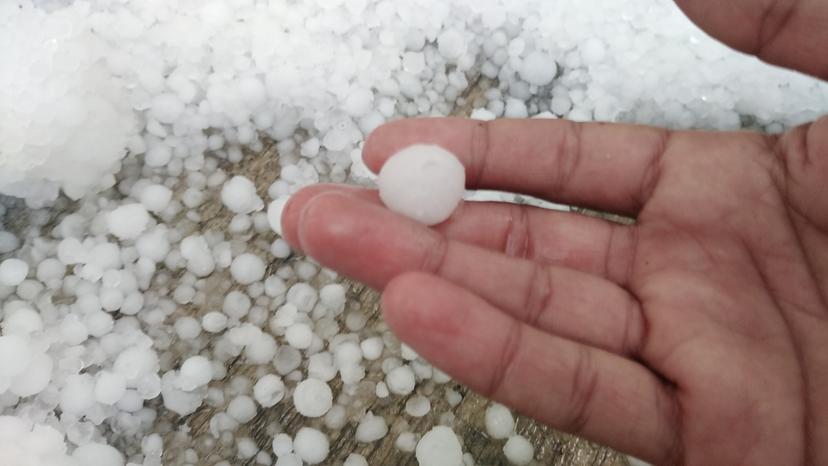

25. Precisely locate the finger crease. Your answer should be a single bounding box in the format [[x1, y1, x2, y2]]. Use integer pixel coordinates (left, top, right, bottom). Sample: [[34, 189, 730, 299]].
[[564, 346, 600, 436], [550, 121, 582, 199], [421, 235, 449, 276], [504, 205, 531, 259], [470, 121, 491, 188], [523, 264, 553, 328], [486, 319, 523, 400], [636, 129, 669, 211]]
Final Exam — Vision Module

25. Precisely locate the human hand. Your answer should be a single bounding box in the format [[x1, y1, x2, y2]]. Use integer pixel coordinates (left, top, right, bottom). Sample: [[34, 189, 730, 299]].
[[281, 1, 828, 464]]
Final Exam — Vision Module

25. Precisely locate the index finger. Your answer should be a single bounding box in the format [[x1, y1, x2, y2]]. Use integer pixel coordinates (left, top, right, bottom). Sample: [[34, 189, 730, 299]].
[[363, 118, 670, 215]]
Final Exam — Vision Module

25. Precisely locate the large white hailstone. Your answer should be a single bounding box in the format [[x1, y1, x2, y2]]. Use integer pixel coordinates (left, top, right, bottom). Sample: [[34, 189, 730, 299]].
[[415, 426, 464, 466], [503, 435, 535, 465], [355, 412, 388, 443], [293, 427, 329, 465], [0, 335, 31, 377], [519, 51, 558, 86], [0, 3, 136, 207], [221, 176, 264, 214], [107, 204, 150, 241], [230, 253, 266, 285], [0, 259, 29, 287], [485, 403, 515, 439], [386, 365, 416, 395], [292, 378, 333, 417], [377, 144, 465, 226], [72, 442, 125, 466]]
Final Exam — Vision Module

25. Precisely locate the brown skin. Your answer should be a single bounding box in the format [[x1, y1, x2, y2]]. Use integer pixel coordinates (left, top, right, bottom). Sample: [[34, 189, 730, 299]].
[[281, 2, 828, 464]]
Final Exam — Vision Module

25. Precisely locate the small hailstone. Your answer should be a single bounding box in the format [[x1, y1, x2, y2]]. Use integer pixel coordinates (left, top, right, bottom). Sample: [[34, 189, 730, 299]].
[[221, 176, 263, 214], [355, 412, 388, 443], [2, 307, 43, 335], [202, 312, 228, 333], [0, 334, 31, 376], [95, 371, 128, 405], [446, 389, 463, 407], [227, 395, 257, 423], [275, 454, 303, 466], [344, 453, 369, 466], [270, 238, 292, 258], [60, 374, 96, 414], [416, 426, 464, 466], [485, 403, 515, 439], [293, 427, 329, 465], [438, 29, 466, 61], [180, 235, 215, 277], [253, 374, 285, 407], [292, 378, 333, 417], [107, 203, 150, 240], [267, 196, 290, 236], [223, 290, 252, 318], [174, 316, 202, 340], [271, 303, 299, 328], [237, 437, 259, 459], [264, 276, 287, 297], [272, 433, 293, 456], [140, 184, 173, 213], [375, 381, 390, 398], [396, 432, 417, 452], [0, 232, 19, 254], [230, 253, 266, 285], [319, 283, 346, 310], [72, 442, 125, 466], [503, 435, 535, 465], [285, 323, 313, 349], [377, 144, 465, 226], [386, 365, 416, 395], [360, 337, 384, 360], [10, 352, 52, 397], [286, 283, 318, 312], [405, 395, 431, 417], [504, 98, 529, 118], [334, 341, 363, 368], [519, 51, 558, 86], [400, 343, 419, 361], [0, 258, 28, 287], [177, 356, 213, 390], [323, 404, 347, 430], [150, 93, 184, 124], [308, 352, 337, 382]]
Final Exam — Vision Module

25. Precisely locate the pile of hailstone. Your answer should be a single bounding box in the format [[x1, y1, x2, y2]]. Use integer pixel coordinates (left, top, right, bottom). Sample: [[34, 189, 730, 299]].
[[1, 0, 827, 465]]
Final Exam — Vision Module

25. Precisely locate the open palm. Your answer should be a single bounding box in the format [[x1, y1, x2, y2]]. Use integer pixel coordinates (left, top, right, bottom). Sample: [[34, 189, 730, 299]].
[[282, 1, 828, 464]]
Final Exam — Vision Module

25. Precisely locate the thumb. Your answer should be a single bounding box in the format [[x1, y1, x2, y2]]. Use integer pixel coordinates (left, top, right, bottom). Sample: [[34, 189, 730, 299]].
[[675, 0, 828, 81]]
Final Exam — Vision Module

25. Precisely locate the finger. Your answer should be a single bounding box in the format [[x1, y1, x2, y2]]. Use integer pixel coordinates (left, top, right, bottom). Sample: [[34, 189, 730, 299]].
[[296, 192, 643, 355], [382, 272, 679, 465], [364, 118, 670, 214], [282, 185, 633, 280], [675, 0, 828, 80]]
